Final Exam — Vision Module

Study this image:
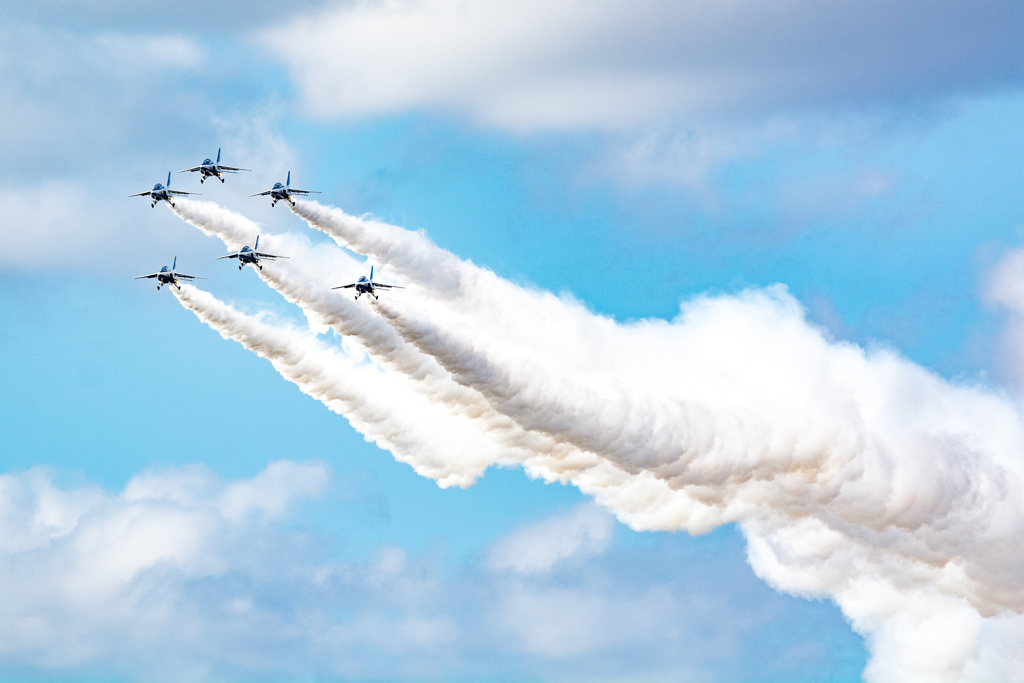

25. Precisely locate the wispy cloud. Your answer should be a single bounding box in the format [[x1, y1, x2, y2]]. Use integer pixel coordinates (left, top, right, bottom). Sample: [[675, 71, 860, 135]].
[[487, 504, 614, 574]]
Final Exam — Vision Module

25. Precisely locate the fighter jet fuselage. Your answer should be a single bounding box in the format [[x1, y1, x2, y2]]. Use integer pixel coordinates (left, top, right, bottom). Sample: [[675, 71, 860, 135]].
[[250, 171, 321, 207], [179, 149, 251, 184], [333, 267, 403, 300], [135, 257, 205, 291], [216, 236, 286, 271], [130, 172, 200, 208]]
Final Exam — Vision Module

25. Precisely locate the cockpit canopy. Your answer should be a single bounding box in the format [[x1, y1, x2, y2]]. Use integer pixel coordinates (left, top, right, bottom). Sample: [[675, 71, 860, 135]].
[[202, 158, 213, 165], [160, 266, 170, 272], [240, 246, 252, 252], [153, 183, 164, 191], [272, 182, 284, 189], [358, 276, 368, 282]]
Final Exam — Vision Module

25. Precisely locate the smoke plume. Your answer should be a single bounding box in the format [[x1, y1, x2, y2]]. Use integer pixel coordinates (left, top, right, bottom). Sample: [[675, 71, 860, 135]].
[[170, 200, 728, 526], [172, 200, 1024, 680]]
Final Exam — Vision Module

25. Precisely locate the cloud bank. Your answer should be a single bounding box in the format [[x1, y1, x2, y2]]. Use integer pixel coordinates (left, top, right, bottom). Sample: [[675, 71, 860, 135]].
[[0, 465, 853, 681], [262, 0, 1024, 129], [0, 461, 328, 676]]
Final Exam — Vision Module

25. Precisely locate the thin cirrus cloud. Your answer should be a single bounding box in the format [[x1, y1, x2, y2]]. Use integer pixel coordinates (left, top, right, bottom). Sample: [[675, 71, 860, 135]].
[[259, 0, 1024, 130]]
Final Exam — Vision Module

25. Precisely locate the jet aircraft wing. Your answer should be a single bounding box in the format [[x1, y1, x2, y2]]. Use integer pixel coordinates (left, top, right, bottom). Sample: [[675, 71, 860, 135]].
[[254, 252, 286, 260], [216, 252, 242, 260], [128, 191, 153, 197], [287, 189, 322, 195], [373, 283, 404, 289], [134, 272, 162, 279], [331, 283, 358, 290], [217, 165, 251, 172], [167, 189, 201, 196], [178, 165, 204, 173], [248, 189, 274, 197], [175, 273, 206, 280]]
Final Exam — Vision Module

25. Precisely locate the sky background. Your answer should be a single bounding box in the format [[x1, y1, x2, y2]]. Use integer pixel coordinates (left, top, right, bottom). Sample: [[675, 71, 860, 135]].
[[1, 1, 1022, 681]]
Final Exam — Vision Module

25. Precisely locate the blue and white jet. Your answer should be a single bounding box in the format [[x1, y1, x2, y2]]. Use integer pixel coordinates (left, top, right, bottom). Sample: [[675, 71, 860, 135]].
[[249, 171, 320, 207], [332, 266, 403, 300], [134, 256, 206, 291], [179, 148, 251, 184], [217, 235, 286, 271], [129, 172, 201, 208]]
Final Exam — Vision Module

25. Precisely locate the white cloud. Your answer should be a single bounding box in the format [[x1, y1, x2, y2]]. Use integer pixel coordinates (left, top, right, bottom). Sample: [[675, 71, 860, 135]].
[[0, 469, 103, 553], [493, 584, 678, 659], [0, 461, 330, 672], [261, 0, 1024, 131], [0, 24, 207, 167], [487, 504, 613, 574], [985, 247, 1024, 388], [0, 18, 304, 271], [0, 467, 856, 681]]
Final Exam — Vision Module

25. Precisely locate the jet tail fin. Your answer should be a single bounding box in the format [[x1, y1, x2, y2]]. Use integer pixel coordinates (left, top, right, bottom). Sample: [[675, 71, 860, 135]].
[[370, 265, 374, 281], [173, 255, 177, 271], [217, 148, 221, 163], [167, 171, 171, 187], [286, 171, 291, 187], [255, 235, 260, 251]]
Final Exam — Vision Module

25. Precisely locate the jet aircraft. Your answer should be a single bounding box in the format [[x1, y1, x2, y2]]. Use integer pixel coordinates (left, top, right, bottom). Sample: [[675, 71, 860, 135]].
[[129, 172, 201, 208], [332, 266, 403, 300], [179, 148, 251, 184], [249, 171, 320, 207], [134, 256, 206, 291], [217, 235, 286, 271]]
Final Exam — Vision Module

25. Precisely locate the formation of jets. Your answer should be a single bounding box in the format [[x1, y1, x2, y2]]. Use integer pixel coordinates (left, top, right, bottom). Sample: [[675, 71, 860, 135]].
[[133, 150, 403, 302], [130, 151, 317, 211]]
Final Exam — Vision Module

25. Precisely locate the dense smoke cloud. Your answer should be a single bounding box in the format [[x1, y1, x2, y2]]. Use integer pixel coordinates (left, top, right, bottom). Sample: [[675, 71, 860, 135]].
[[172, 199, 1024, 680], [170, 200, 733, 527]]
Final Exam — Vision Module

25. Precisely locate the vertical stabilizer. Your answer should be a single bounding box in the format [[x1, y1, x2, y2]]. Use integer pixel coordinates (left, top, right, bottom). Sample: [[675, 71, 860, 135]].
[[216, 148, 221, 163], [173, 256, 177, 271], [255, 235, 260, 251], [167, 171, 171, 187], [286, 171, 291, 187]]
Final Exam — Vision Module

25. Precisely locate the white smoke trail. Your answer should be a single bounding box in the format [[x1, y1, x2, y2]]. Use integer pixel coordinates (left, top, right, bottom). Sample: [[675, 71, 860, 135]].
[[289, 199, 1024, 680], [173, 281, 726, 534], [290, 199, 467, 296], [171, 283, 510, 486], [170, 200, 585, 460], [169, 200, 732, 528], [173, 199, 414, 353]]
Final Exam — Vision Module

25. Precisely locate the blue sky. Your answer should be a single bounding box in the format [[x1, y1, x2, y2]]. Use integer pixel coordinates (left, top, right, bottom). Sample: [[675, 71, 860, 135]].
[[1, 1, 1022, 681]]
